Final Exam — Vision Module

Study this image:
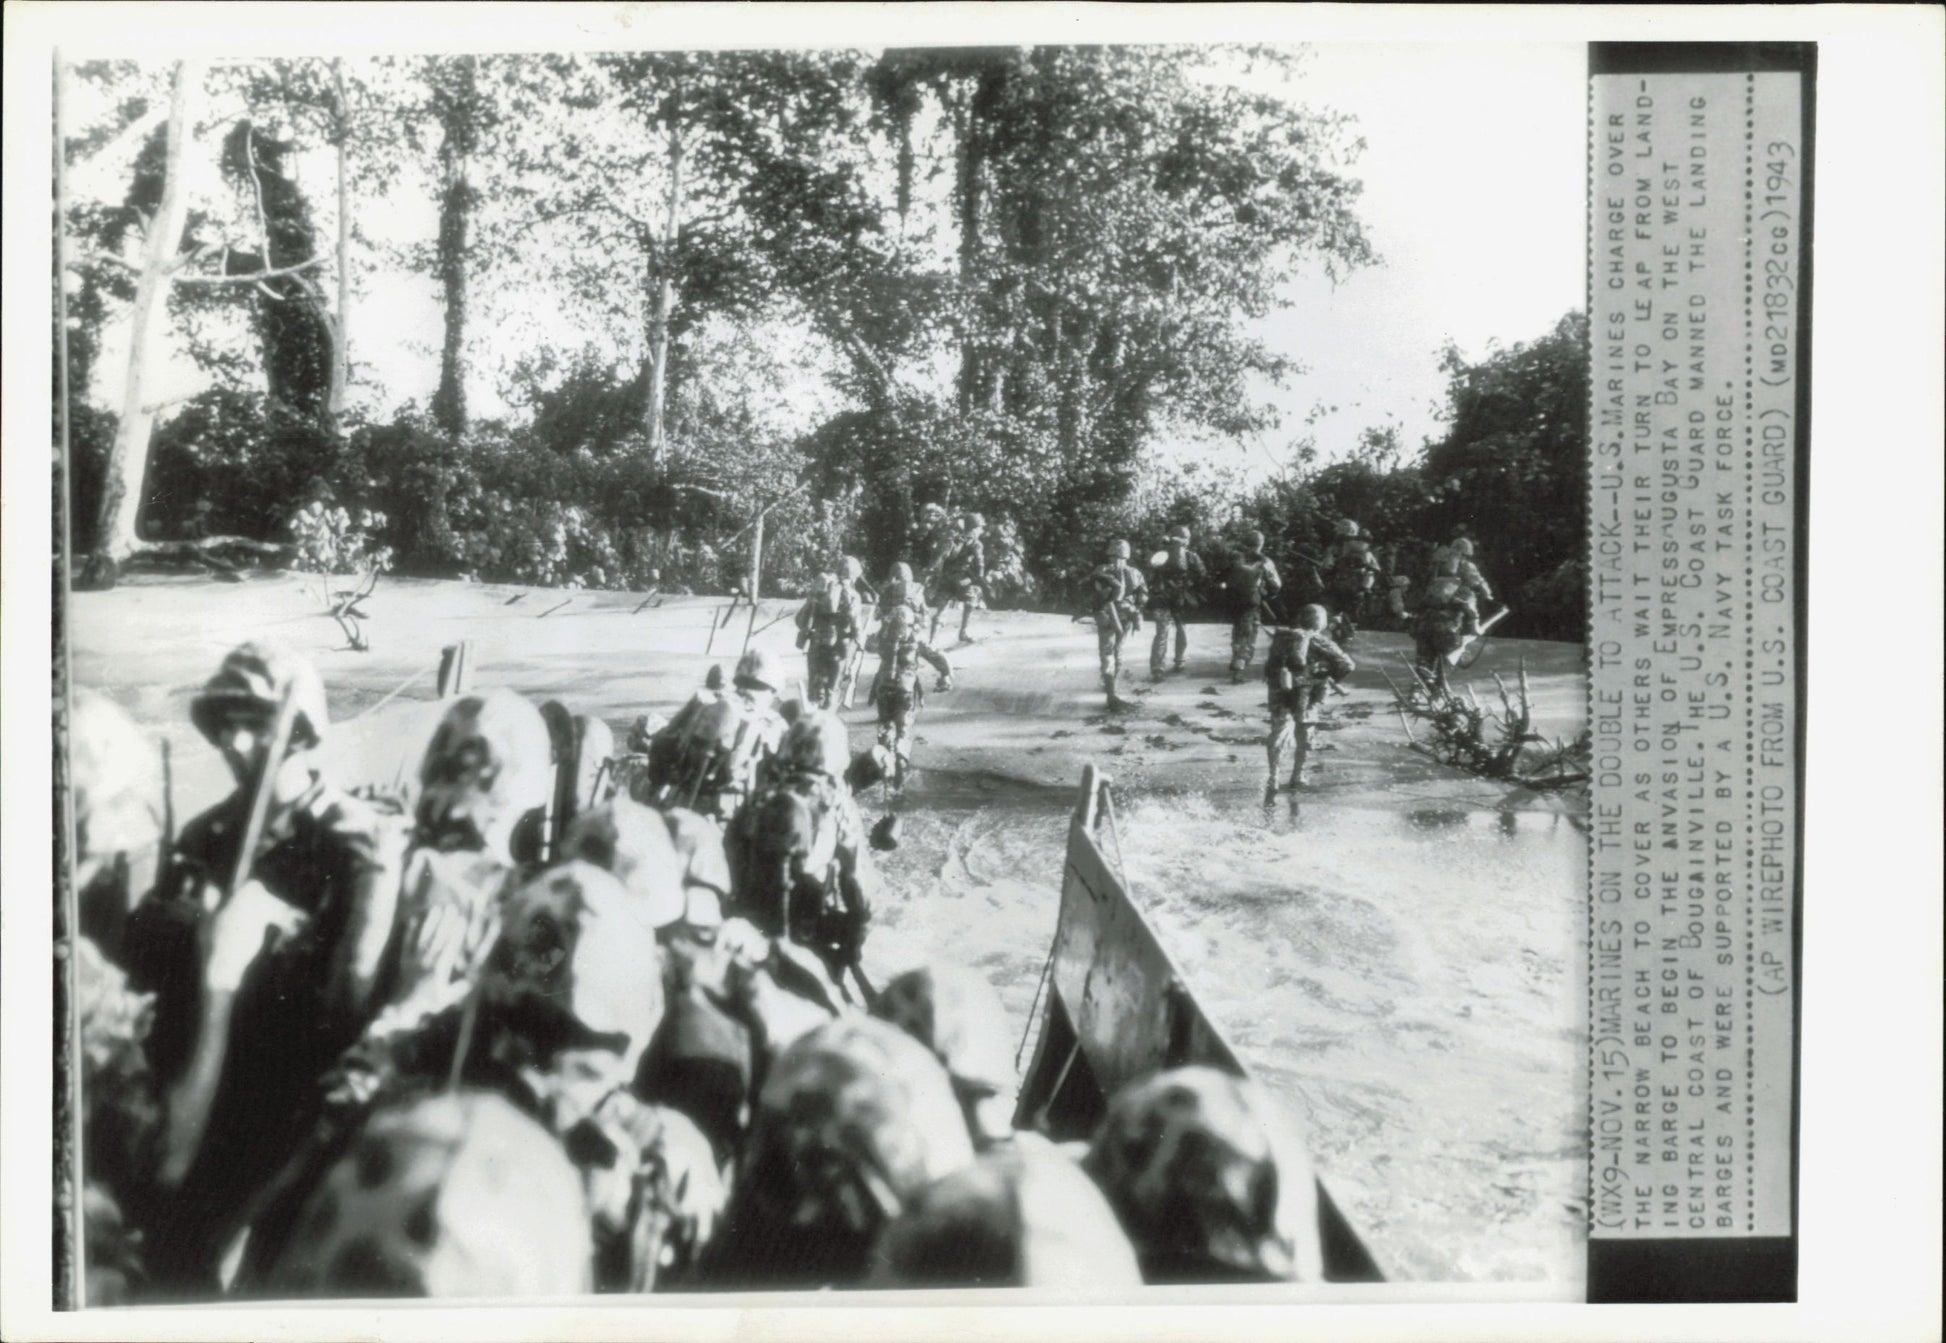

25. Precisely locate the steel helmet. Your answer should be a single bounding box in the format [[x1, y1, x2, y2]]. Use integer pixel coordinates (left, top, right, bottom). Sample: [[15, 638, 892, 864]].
[[921, 502, 947, 521], [1168, 525, 1191, 545], [962, 512, 985, 532], [869, 1133, 1141, 1288], [734, 648, 781, 692], [560, 795, 687, 929], [777, 709, 852, 781], [1084, 1065, 1323, 1283], [1297, 604, 1328, 632], [1108, 539, 1132, 560], [416, 689, 553, 857], [1391, 574, 1411, 589], [190, 641, 329, 753], [267, 1090, 593, 1298], [716, 1016, 974, 1286], [891, 561, 914, 584], [489, 860, 666, 1086], [1452, 537, 1476, 559], [1244, 529, 1266, 552], [841, 556, 864, 582], [870, 964, 1018, 1149]]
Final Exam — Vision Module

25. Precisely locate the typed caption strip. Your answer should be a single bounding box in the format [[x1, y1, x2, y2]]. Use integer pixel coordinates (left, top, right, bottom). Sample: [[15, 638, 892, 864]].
[[1585, 44, 1810, 1303]]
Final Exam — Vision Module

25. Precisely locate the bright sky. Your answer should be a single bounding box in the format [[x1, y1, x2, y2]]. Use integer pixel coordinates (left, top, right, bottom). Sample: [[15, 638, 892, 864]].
[[76, 43, 1587, 473], [1245, 43, 1586, 467]]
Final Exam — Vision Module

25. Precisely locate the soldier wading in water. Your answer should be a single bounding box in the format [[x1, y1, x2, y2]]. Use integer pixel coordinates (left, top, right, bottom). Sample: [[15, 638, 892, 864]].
[[1264, 603, 1354, 797]]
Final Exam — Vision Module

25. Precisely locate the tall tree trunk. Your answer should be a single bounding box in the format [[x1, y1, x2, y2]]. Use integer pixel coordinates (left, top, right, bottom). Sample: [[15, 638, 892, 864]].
[[95, 59, 200, 564], [328, 58, 350, 422], [643, 128, 682, 462], [431, 56, 476, 437], [951, 83, 983, 414]]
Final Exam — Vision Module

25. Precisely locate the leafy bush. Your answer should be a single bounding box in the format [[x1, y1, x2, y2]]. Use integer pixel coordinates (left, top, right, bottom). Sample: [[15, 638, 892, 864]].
[[142, 389, 339, 541], [286, 500, 394, 576]]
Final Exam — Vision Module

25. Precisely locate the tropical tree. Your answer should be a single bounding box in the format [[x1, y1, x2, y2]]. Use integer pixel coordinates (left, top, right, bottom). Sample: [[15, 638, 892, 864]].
[[1422, 310, 1590, 636]]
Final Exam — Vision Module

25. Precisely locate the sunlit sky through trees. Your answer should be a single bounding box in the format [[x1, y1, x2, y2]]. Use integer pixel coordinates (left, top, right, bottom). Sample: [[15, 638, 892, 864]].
[[65, 43, 1584, 478]]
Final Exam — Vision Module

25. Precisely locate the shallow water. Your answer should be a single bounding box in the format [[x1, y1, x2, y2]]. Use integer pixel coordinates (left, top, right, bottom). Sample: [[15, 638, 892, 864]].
[[863, 774, 1588, 1285]]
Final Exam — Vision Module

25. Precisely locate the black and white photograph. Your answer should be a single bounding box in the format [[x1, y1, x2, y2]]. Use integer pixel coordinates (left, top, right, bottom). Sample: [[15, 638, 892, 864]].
[[3, 4, 1939, 1341]]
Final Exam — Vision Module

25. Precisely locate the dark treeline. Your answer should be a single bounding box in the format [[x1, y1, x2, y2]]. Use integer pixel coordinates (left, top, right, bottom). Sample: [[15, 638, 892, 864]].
[[60, 49, 1586, 639]]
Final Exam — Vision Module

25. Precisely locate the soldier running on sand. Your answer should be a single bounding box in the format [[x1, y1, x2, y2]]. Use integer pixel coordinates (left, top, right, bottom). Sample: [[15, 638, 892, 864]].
[[879, 560, 926, 621], [1264, 603, 1355, 795], [1088, 539, 1148, 709], [928, 512, 987, 646], [1411, 540, 1496, 697], [908, 503, 954, 579], [1323, 520, 1380, 646], [869, 603, 953, 793], [795, 564, 861, 711], [1146, 525, 1206, 680], [836, 557, 877, 710], [1219, 531, 1281, 684]]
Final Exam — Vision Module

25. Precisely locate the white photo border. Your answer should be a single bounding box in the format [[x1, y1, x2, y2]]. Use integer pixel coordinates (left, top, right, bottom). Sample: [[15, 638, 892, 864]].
[[5, 4, 1940, 1341]]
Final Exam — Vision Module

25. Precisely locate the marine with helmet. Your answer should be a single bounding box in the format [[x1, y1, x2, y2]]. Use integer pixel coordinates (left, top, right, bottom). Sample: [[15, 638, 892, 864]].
[[640, 649, 789, 826], [907, 501, 954, 578], [361, 687, 555, 1045], [1087, 538, 1148, 708], [1413, 535, 1498, 696], [928, 510, 988, 647], [723, 709, 879, 993], [1083, 1065, 1325, 1284], [1218, 529, 1282, 684], [1323, 518, 1381, 645], [794, 560, 863, 710], [1146, 524, 1207, 680], [127, 643, 401, 1066], [877, 560, 927, 624], [1263, 602, 1355, 795], [700, 1015, 977, 1288], [868, 600, 953, 793], [262, 1089, 596, 1299], [870, 963, 1018, 1152], [868, 1130, 1143, 1289], [253, 859, 722, 1293], [116, 643, 411, 1292], [836, 555, 879, 709]]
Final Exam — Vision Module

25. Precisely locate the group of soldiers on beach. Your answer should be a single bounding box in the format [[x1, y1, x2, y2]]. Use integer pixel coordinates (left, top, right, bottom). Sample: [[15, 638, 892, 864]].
[[70, 629, 1336, 1303], [773, 504, 1501, 797], [64, 501, 1504, 1301], [1073, 516, 1502, 791]]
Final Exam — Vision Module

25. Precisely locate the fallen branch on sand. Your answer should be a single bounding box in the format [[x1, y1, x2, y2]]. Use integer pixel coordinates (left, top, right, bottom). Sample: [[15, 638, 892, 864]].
[[75, 536, 296, 589], [1388, 655, 1588, 792]]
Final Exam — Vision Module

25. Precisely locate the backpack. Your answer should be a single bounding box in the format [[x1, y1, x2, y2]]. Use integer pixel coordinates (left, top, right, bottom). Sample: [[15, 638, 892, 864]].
[[731, 775, 845, 946], [1424, 574, 1464, 606], [1225, 557, 1266, 612], [806, 577, 848, 646], [647, 696, 741, 810]]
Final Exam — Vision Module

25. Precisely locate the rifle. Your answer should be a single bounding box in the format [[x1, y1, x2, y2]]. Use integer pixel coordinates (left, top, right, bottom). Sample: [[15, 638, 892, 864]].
[[159, 681, 303, 1187], [1450, 605, 1511, 669], [1091, 565, 1128, 638], [224, 682, 304, 907]]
